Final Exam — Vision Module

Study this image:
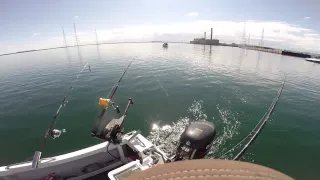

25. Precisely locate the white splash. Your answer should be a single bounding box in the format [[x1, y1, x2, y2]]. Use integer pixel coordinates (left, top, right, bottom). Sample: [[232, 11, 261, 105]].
[[152, 123, 159, 130], [209, 105, 241, 159], [147, 100, 241, 159], [147, 100, 207, 156]]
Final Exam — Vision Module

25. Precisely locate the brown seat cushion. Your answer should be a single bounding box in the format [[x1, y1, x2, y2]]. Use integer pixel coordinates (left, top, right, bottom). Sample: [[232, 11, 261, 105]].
[[126, 159, 293, 180]]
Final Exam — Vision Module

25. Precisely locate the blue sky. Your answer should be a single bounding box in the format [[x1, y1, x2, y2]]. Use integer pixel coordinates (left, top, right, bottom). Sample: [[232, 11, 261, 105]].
[[1, 0, 320, 54]]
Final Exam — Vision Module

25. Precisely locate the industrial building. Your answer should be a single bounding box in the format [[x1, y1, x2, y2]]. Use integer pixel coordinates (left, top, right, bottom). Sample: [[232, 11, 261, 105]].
[[190, 28, 219, 45]]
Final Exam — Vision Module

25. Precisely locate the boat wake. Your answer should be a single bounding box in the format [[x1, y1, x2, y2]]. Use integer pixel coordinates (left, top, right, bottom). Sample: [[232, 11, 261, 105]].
[[209, 105, 241, 159], [147, 100, 241, 159]]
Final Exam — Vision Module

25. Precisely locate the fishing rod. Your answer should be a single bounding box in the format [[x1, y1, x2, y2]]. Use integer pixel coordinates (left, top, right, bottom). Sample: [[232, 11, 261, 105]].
[[108, 60, 133, 100], [39, 62, 89, 152], [232, 78, 286, 160], [218, 78, 285, 160], [91, 59, 134, 138]]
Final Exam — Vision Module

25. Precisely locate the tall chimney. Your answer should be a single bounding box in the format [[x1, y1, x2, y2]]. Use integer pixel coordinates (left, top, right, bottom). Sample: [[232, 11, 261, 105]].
[[211, 28, 213, 40], [204, 32, 206, 39]]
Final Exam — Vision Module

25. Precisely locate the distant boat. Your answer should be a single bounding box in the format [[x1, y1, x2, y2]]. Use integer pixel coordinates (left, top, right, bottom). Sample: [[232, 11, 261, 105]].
[[305, 58, 320, 64], [162, 43, 168, 48]]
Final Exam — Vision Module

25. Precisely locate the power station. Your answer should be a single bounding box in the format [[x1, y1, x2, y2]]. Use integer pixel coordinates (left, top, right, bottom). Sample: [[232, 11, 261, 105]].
[[190, 28, 219, 45]]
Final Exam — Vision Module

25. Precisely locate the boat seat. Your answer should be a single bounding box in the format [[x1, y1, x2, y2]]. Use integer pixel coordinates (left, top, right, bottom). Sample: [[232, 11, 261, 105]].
[[125, 159, 293, 180]]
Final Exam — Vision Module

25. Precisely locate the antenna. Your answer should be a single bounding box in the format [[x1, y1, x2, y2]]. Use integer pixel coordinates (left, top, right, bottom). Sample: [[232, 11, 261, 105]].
[[73, 23, 80, 47], [240, 21, 247, 46], [259, 28, 264, 47], [95, 29, 99, 45], [61, 25, 68, 48]]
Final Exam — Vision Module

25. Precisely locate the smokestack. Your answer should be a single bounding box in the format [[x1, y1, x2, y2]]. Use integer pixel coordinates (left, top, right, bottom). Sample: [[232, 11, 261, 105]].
[[204, 32, 206, 39], [211, 28, 213, 40]]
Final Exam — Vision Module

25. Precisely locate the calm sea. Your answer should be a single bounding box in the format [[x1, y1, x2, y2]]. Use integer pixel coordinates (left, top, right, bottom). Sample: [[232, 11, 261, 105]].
[[0, 43, 319, 179]]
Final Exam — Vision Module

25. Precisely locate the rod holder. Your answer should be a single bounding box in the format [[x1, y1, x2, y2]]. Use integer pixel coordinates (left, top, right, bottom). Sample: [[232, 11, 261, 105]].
[[32, 151, 42, 169]]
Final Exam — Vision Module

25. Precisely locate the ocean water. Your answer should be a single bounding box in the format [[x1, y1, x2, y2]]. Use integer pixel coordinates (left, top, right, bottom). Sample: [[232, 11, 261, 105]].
[[0, 43, 319, 179]]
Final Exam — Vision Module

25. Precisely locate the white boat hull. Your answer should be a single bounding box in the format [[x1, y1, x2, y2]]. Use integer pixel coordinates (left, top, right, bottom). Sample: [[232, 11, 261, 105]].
[[0, 132, 144, 180], [305, 58, 320, 63]]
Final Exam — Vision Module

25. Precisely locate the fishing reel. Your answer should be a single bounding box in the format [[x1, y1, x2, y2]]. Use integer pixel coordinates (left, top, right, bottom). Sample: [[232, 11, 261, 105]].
[[92, 98, 134, 143], [98, 98, 120, 113], [50, 129, 66, 139]]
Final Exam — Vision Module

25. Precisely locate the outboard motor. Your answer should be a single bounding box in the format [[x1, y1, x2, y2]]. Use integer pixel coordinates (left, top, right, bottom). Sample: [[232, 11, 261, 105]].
[[175, 121, 216, 160]]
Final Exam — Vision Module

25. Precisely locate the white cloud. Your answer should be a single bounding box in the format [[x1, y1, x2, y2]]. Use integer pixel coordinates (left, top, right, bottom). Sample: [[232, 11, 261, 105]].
[[74, 16, 79, 19], [186, 12, 199, 17], [304, 17, 311, 20], [77, 32, 87, 36], [2, 20, 320, 54], [51, 37, 61, 40], [86, 20, 320, 53], [32, 33, 40, 36]]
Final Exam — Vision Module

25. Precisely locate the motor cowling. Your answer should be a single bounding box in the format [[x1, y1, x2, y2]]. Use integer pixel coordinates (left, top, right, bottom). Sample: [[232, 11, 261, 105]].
[[176, 121, 216, 160]]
